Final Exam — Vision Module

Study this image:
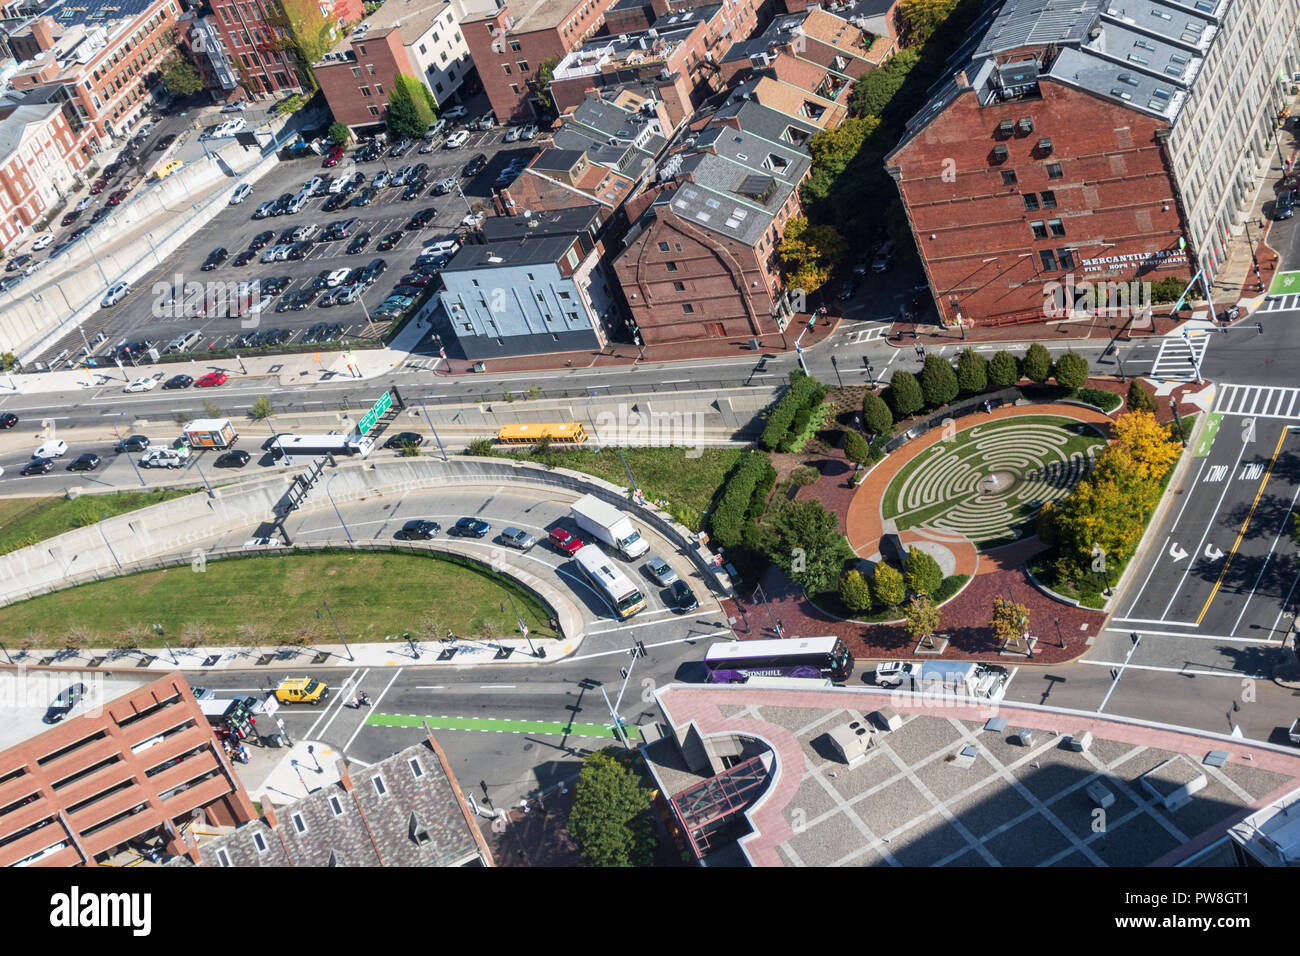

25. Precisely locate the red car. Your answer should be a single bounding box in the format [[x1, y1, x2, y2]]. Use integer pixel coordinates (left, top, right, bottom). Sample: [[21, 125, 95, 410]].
[[549, 528, 583, 556], [89, 178, 109, 195], [323, 146, 344, 167], [107, 190, 128, 206], [195, 371, 228, 388]]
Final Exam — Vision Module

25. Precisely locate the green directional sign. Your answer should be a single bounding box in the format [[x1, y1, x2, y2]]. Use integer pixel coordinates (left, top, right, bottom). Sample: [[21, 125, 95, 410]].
[[359, 389, 393, 435]]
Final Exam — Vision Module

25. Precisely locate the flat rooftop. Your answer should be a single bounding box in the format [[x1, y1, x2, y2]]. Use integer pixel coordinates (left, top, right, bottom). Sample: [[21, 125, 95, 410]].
[[0, 671, 152, 752], [651, 685, 1300, 866]]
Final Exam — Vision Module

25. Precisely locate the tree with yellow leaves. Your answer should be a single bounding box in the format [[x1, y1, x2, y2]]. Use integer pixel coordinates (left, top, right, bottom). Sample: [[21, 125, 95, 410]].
[[1112, 409, 1181, 483], [779, 216, 847, 295]]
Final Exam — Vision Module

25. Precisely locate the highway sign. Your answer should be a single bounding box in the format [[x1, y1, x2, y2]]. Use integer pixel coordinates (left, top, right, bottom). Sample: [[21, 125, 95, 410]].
[[358, 389, 393, 435]]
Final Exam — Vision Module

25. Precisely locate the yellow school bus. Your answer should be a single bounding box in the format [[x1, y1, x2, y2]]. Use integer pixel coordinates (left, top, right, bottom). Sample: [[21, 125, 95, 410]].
[[496, 422, 587, 445]]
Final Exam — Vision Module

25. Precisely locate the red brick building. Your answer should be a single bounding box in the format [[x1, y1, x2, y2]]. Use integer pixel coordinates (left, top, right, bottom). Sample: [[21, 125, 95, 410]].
[[207, 0, 365, 97], [613, 102, 812, 344], [460, 0, 620, 123], [0, 672, 257, 867]]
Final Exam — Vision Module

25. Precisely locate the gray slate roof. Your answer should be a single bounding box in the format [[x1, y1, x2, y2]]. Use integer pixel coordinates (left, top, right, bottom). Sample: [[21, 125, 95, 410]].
[[0, 102, 61, 163]]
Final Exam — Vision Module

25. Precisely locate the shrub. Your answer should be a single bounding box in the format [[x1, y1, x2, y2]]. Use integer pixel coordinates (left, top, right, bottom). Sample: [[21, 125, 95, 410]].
[[1075, 387, 1122, 412], [904, 546, 942, 597], [988, 350, 1019, 388], [789, 465, 819, 487], [886, 369, 924, 418], [932, 573, 969, 604], [919, 354, 959, 408], [1023, 343, 1053, 383], [1127, 380, 1158, 415], [861, 391, 894, 435], [839, 568, 873, 613], [1036, 500, 1059, 547], [466, 438, 496, 457], [785, 401, 830, 453], [844, 431, 872, 465], [1054, 350, 1090, 391], [710, 451, 777, 549], [759, 371, 826, 450], [956, 348, 988, 395], [873, 561, 905, 607]]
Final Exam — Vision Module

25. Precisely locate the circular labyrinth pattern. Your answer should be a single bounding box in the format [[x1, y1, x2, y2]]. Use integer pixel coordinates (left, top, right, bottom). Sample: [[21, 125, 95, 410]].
[[881, 416, 1106, 545]]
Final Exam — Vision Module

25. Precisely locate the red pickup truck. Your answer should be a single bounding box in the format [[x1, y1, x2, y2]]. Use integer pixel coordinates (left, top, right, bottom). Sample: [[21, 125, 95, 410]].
[[549, 528, 583, 556]]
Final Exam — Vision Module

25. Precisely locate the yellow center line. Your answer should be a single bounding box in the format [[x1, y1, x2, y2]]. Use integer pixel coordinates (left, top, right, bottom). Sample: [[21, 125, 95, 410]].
[[1196, 426, 1290, 626]]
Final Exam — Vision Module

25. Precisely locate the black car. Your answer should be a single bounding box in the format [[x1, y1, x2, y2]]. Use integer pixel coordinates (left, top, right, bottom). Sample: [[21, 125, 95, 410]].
[[249, 230, 274, 250], [69, 226, 92, 241], [22, 457, 54, 476], [383, 431, 423, 449], [362, 258, 387, 283], [323, 323, 343, 340], [154, 134, 176, 152], [670, 580, 699, 613], [351, 187, 378, 207], [407, 208, 435, 229], [323, 194, 346, 212], [90, 208, 110, 224], [163, 374, 193, 389], [0, 412, 17, 428], [270, 193, 293, 215], [201, 247, 228, 271], [67, 453, 101, 472], [216, 449, 251, 468], [286, 241, 312, 260], [5, 254, 31, 272], [401, 182, 424, 201], [61, 210, 81, 227], [450, 517, 491, 538], [233, 249, 257, 266], [396, 519, 441, 540], [233, 330, 258, 348], [43, 682, 88, 724], [310, 269, 334, 291], [116, 434, 150, 453], [276, 293, 298, 313], [464, 153, 488, 177], [377, 231, 403, 251], [347, 232, 372, 254], [303, 322, 328, 343], [411, 163, 430, 182], [278, 227, 298, 243]]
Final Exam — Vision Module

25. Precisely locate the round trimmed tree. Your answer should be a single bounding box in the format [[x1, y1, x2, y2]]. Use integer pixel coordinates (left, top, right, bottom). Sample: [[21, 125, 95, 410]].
[[862, 391, 894, 435], [956, 348, 988, 395], [1054, 350, 1089, 391], [1127, 379, 1158, 415], [873, 561, 905, 607], [1023, 342, 1053, 383], [886, 370, 924, 419], [839, 568, 873, 613], [988, 350, 1019, 388], [920, 354, 959, 409], [844, 430, 872, 465], [904, 546, 942, 597]]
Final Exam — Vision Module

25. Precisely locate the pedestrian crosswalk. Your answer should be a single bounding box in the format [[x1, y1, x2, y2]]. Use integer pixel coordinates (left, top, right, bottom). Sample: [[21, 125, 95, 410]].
[[1149, 334, 1209, 380], [1257, 295, 1300, 313], [1213, 383, 1300, 419]]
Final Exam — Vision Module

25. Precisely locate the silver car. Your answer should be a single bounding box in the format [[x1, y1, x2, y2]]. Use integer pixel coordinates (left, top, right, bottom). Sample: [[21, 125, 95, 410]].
[[643, 555, 678, 587], [500, 526, 536, 551]]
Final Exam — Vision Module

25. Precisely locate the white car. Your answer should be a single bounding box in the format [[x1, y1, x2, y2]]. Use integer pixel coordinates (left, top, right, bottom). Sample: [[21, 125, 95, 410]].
[[442, 105, 468, 119], [124, 376, 158, 393], [461, 212, 485, 227], [75, 197, 93, 212], [33, 440, 68, 459], [874, 661, 915, 687], [503, 126, 522, 143], [519, 124, 538, 140], [293, 223, 319, 241], [32, 235, 54, 251], [101, 281, 131, 307], [221, 101, 248, 113], [444, 130, 470, 149], [326, 268, 352, 287], [229, 183, 252, 204]]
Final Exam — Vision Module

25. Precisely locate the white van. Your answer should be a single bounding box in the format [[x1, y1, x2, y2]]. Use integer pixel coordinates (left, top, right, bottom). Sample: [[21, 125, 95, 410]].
[[286, 190, 311, 214]]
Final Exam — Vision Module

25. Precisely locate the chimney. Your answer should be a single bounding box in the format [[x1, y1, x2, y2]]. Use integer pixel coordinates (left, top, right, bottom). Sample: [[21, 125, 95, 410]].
[[955, 69, 970, 89], [30, 16, 56, 52]]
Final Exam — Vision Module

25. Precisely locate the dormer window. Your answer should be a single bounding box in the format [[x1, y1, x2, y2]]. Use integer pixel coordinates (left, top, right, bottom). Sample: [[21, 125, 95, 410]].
[[1017, 116, 1033, 133], [997, 120, 1014, 138]]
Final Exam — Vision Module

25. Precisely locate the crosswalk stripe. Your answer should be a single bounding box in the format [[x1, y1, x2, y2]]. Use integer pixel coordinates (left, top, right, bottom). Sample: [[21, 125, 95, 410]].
[[1214, 383, 1300, 419]]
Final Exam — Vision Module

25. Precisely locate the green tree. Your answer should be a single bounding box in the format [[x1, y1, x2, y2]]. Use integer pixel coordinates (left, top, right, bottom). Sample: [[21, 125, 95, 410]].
[[849, 47, 920, 119], [991, 595, 1029, 645], [1036, 499, 1059, 547], [956, 348, 988, 395], [904, 594, 941, 647], [161, 55, 203, 96], [844, 431, 871, 466], [1054, 350, 1090, 391], [898, 0, 962, 45], [919, 354, 958, 408], [763, 499, 854, 594], [387, 74, 435, 138], [466, 438, 495, 457], [862, 391, 894, 435], [533, 57, 559, 114], [839, 568, 873, 613], [1126, 379, 1158, 415], [779, 217, 847, 294], [886, 369, 924, 419], [1023, 342, 1053, 383], [568, 749, 656, 867], [250, 396, 274, 420], [988, 350, 1019, 388], [329, 122, 351, 145], [872, 561, 905, 607], [904, 546, 942, 597]]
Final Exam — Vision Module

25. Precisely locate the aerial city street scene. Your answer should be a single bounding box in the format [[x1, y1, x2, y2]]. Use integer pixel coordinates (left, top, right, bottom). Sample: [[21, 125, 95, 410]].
[[0, 0, 1298, 902]]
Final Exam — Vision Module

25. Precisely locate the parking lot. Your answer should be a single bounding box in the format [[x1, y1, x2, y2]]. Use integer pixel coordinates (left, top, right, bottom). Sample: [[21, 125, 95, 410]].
[[28, 123, 538, 369]]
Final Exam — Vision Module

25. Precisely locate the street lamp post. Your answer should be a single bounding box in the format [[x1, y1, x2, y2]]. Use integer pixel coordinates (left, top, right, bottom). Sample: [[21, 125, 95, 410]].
[[585, 390, 604, 451], [1170, 396, 1186, 447], [324, 473, 354, 543], [1054, 616, 1064, 649], [317, 599, 354, 662], [830, 354, 843, 388], [192, 455, 215, 497], [501, 594, 537, 658], [866, 362, 875, 386], [419, 395, 449, 460], [98, 512, 123, 571]]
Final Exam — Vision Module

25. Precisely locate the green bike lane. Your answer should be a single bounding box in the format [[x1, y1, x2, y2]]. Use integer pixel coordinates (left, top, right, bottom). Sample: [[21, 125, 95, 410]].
[[366, 712, 644, 742]]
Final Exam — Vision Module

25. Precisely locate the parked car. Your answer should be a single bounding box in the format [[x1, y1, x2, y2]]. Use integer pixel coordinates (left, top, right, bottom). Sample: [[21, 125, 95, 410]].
[[396, 519, 441, 540], [67, 453, 101, 472], [519, 124, 538, 141], [248, 230, 274, 250], [670, 580, 698, 613], [322, 194, 346, 212], [154, 133, 176, 152], [201, 247, 229, 271], [233, 249, 257, 267], [123, 376, 157, 392], [444, 130, 470, 149], [326, 268, 352, 287], [377, 231, 403, 251], [230, 183, 253, 204], [1277, 190, 1296, 220], [504, 126, 522, 143], [216, 449, 251, 468], [43, 683, 87, 724], [163, 374, 193, 389], [347, 232, 373, 254], [443, 105, 468, 120], [323, 145, 345, 167], [60, 210, 81, 227], [450, 516, 491, 538], [643, 555, 678, 587], [196, 371, 228, 388], [89, 179, 109, 195], [372, 169, 391, 189], [350, 186, 378, 206], [870, 240, 894, 273], [31, 235, 55, 251], [221, 100, 248, 113], [463, 154, 488, 177], [408, 208, 435, 228]]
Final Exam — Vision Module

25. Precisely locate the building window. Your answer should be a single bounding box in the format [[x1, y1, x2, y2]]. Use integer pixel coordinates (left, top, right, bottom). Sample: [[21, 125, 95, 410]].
[[517, 60, 529, 72], [501, 63, 512, 74], [658, 241, 669, 251], [360, 86, 370, 97], [292, 813, 307, 833], [1030, 220, 1047, 240], [419, 44, 427, 54], [673, 281, 685, 291], [1039, 250, 1057, 271], [510, 84, 520, 95], [409, 758, 424, 778], [665, 261, 678, 272], [358, 45, 366, 55], [367, 64, 375, 75], [1058, 248, 1076, 270], [1022, 193, 1039, 211], [375, 83, 383, 95], [1048, 218, 1065, 237], [510, 40, 522, 52], [683, 304, 694, 313], [369, 105, 380, 116], [440, 51, 448, 63], [216, 848, 232, 866], [1040, 190, 1057, 209], [1001, 170, 1017, 186], [352, 67, 362, 77], [373, 776, 387, 797], [253, 833, 267, 853], [1046, 163, 1063, 179]]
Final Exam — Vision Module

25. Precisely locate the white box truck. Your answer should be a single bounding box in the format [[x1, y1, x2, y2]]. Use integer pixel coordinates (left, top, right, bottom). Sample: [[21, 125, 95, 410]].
[[570, 494, 649, 560], [874, 660, 1009, 700], [182, 418, 237, 449]]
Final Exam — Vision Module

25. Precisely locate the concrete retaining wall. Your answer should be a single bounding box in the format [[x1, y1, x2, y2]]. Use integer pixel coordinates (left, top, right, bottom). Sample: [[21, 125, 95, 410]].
[[0, 455, 734, 607]]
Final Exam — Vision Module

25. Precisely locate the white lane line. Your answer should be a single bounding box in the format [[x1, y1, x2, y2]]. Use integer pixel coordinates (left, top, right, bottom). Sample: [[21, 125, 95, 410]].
[[1270, 565, 1300, 639], [566, 633, 711, 661], [343, 667, 403, 753], [1229, 478, 1300, 637], [1078, 659, 1270, 679], [585, 611, 717, 635], [478, 684, 516, 689], [414, 686, 447, 690], [1159, 434, 1253, 620], [1109, 617, 1198, 628], [1102, 626, 1277, 643], [305, 667, 363, 738]]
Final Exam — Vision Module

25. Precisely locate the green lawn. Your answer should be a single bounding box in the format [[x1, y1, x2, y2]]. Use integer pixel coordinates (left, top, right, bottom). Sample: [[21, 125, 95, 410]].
[[0, 551, 558, 649], [500, 446, 744, 531], [0, 490, 193, 556]]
